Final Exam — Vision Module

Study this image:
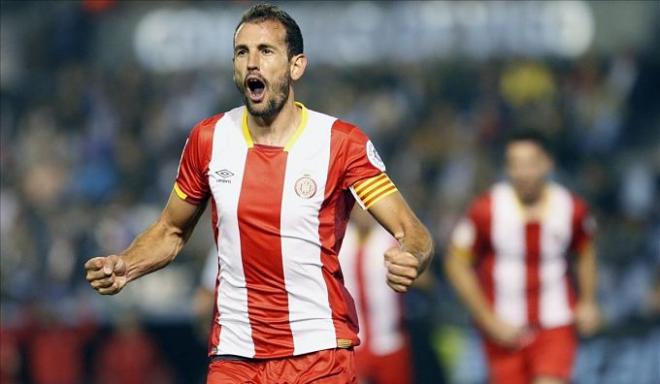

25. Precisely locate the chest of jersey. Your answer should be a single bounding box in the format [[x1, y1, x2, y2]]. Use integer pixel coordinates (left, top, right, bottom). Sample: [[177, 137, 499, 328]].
[[490, 185, 574, 262], [206, 109, 335, 245]]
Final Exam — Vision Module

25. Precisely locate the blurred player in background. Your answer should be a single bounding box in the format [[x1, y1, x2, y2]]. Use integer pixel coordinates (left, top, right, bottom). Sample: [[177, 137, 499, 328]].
[[84, 3, 433, 383], [339, 207, 415, 384], [445, 131, 601, 384]]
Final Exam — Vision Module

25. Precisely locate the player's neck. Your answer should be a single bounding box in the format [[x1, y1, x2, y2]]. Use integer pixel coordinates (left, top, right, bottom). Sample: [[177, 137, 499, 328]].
[[515, 185, 549, 221], [247, 96, 300, 147]]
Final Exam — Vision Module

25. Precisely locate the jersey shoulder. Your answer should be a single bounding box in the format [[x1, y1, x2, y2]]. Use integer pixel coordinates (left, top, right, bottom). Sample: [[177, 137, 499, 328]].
[[189, 112, 225, 143], [548, 182, 589, 216], [330, 118, 369, 144], [467, 188, 494, 221]]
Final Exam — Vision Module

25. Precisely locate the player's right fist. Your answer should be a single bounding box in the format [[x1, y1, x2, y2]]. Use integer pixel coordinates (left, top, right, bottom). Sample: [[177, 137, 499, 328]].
[[483, 316, 532, 349], [84, 255, 128, 295]]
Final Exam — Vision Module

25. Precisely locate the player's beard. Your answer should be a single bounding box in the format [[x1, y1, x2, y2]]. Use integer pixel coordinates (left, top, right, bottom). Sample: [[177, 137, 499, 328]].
[[237, 72, 291, 120]]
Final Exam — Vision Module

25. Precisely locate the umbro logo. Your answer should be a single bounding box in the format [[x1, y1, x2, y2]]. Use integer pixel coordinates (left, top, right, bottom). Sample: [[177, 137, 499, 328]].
[[215, 169, 234, 184]]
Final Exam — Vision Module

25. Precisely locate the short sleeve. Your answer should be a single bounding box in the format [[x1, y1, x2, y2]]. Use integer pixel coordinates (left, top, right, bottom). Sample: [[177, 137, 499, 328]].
[[174, 115, 220, 204], [335, 122, 396, 209], [449, 195, 491, 262], [341, 124, 386, 189], [451, 217, 477, 250], [571, 197, 596, 254]]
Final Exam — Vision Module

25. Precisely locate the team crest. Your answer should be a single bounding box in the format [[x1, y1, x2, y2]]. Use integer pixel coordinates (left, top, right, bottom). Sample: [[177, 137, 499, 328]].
[[295, 174, 317, 199], [366, 140, 386, 172]]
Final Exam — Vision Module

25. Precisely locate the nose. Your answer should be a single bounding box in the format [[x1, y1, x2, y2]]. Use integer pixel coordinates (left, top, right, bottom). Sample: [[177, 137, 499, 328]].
[[247, 51, 259, 71]]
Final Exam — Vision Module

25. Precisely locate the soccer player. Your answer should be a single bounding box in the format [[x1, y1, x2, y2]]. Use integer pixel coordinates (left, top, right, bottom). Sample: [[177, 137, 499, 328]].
[[445, 131, 601, 384], [339, 207, 415, 384], [84, 4, 433, 383]]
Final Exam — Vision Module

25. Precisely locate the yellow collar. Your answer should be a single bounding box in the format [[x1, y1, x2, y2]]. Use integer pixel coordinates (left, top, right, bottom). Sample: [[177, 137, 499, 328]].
[[241, 102, 309, 152]]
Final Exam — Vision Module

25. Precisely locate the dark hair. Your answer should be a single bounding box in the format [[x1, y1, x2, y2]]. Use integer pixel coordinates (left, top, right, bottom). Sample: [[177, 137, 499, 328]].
[[506, 129, 554, 157], [235, 3, 303, 59]]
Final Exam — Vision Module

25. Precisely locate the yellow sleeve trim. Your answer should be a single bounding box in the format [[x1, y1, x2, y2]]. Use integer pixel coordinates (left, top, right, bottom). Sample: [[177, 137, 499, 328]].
[[173, 183, 188, 201], [450, 245, 475, 262]]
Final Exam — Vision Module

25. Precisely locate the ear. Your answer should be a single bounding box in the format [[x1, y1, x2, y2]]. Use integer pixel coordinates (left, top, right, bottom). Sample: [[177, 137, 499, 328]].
[[290, 54, 307, 81]]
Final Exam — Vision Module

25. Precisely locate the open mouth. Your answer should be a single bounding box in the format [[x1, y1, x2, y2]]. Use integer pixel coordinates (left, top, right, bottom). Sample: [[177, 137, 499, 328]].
[[246, 76, 266, 102]]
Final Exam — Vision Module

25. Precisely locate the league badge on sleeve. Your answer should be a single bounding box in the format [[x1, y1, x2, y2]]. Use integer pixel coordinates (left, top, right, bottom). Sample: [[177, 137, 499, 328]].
[[366, 140, 386, 172]]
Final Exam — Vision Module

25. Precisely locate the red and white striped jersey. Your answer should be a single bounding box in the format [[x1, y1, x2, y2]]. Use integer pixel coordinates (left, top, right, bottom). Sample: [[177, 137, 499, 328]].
[[451, 182, 594, 329], [175, 103, 397, 359], [339, 224, 406, 356]]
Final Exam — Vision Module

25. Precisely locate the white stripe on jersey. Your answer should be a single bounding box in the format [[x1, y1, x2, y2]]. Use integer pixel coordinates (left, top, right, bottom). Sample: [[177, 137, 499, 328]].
[[280, 110, 337, 355], [540, 184, 574, 327], [491, 183, 527, 328], [209, 107, 255, 357]]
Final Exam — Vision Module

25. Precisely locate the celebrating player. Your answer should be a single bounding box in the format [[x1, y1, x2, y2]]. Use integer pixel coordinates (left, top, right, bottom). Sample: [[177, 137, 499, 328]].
[[84, 4, 433, 383], [445, 131, 601, 384]]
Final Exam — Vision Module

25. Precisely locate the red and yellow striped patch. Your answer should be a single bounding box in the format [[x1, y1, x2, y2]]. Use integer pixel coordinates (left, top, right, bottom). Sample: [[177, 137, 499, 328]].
[[352, 173, 398, 209]]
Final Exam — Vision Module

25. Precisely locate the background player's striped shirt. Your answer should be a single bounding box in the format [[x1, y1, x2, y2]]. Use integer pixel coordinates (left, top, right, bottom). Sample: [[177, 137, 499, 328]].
[[450, 182, 594, 329], [175, 103, 397, 358]]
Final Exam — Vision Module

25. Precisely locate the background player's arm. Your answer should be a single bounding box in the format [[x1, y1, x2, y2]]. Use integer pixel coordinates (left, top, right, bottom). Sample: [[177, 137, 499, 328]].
[[367, 192, 434, 292], [85, 190, 206, 295], [574, 242, 601, 336], [445, 222, 527, 348], [445, 246, 494, 328]]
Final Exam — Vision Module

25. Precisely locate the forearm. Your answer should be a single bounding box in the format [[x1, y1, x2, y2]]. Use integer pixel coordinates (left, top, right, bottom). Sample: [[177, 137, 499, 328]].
[[445, 252, 495, 328], [576, 245, 598, 302], [397, 221, 434, 272], [120, 218, 187, 283]]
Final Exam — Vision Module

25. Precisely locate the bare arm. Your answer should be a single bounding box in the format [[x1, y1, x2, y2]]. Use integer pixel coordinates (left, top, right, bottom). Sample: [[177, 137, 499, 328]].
[[444, 247, 494, 329], [576, 243, 598, 303], [85, 190, 206, 295], [445, 245, 527, 347], [574, 243, 601, 336], [367, 192, 434, 292]]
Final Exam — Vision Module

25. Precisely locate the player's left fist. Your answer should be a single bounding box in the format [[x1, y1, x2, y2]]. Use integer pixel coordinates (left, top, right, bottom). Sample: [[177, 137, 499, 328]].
[[575, 300, 601, 337], [384, 247, 420, 293]]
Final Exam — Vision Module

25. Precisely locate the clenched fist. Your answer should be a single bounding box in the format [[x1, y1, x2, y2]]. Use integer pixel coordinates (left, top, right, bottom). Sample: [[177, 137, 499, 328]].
[[384, 247, 420, 293], [84, 255, 128, 295], [575, 300, 601, 337]]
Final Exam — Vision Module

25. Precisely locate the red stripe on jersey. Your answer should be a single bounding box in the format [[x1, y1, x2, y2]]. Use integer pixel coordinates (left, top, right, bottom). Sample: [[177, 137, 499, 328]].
[[175, 113, 222, 204], [208, 199, 221, 355], [525, 223, 541, 327], [237, 145, 294, 357], [567, 194, 590, 310], [569, 195, 591, 254], [471, 194, 495, 305], [355, 244, 370, 350], [317, 121, 363, 347]]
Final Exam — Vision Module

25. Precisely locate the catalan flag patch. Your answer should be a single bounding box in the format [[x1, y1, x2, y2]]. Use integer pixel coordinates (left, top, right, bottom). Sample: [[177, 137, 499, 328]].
[[350, 173, 398, 209]]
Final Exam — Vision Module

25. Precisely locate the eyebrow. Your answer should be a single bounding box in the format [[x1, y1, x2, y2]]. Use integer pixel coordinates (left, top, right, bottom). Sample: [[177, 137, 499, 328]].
[[234, 43, 279, 53]]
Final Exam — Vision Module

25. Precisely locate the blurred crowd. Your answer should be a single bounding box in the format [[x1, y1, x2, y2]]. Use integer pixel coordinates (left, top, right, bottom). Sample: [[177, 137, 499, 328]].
[[1, 2, 658, 383]]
